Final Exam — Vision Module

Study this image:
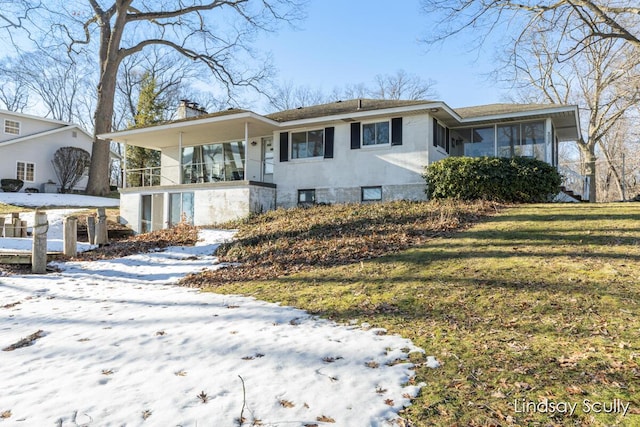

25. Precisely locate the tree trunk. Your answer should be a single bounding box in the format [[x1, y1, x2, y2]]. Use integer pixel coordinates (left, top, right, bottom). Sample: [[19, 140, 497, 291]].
[[581, 148, 598, 202], [86, 3, 128, 196]]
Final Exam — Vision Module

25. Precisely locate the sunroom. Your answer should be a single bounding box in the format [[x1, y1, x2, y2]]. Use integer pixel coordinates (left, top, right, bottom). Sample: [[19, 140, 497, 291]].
[[101, 109, 280, 233]]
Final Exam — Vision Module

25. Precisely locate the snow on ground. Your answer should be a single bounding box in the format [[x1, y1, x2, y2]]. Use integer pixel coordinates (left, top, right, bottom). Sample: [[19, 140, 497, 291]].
[[0, 230, 427, 426], [0, 209, 97, 253], [0, 192, 119, 208]]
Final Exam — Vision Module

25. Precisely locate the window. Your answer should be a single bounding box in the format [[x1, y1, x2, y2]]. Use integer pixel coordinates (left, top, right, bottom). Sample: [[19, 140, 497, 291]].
[[464, 127, 495, 157], [362, 121, 390, 146], [298, 189, 316, 205], [4, 119, 20, 135], [292, 129, 324, 159], [362, 186, 382, 202], [16, 161, 35, 182], [169, 192, 194, 226], [182, 141, 245, 184], [433, 119, 449, 153]]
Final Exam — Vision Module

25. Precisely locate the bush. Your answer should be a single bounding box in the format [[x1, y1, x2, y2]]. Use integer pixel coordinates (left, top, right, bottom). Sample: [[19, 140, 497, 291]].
[[424, 156, 562, 202], [1, 178, 24, 192]]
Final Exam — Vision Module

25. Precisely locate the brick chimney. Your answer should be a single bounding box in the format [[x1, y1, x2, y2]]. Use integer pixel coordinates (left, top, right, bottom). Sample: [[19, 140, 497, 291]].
[[176, 99, 207, 119]]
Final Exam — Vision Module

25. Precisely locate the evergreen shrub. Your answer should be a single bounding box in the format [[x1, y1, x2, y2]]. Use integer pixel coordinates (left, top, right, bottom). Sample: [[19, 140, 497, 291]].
[[424, 156, 561, 202]]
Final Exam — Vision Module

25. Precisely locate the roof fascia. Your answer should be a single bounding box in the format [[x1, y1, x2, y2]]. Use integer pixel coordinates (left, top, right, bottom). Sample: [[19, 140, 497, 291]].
[[277, 102, 452, 128], [0, 109, 70, 126], [0, 124, 91, 147], [99, 111, 281, 141], [456, 105, 580, 125]]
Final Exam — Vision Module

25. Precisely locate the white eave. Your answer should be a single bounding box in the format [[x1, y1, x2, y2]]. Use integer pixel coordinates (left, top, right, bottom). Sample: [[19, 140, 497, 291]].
[[99, 111, 281, 149], [0, 124, 93, 148]]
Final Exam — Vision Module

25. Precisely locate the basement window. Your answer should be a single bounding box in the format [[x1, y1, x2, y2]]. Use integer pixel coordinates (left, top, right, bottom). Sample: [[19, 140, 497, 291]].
[[298, 189, 316, 205], [361, 186, 382, 202]]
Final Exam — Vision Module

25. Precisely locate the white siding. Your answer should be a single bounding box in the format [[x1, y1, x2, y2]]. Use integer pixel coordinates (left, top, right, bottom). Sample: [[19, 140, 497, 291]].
[[273, 114, 431, 207]]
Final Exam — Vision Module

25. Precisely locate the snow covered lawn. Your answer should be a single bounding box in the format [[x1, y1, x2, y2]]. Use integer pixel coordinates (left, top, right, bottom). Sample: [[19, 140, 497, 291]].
[[0, 230, 426, 426], [0, 192, 119, 208]]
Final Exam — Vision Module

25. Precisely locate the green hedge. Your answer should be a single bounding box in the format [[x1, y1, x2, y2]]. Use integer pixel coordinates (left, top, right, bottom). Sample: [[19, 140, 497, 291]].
[[424, 156, 561, 202]]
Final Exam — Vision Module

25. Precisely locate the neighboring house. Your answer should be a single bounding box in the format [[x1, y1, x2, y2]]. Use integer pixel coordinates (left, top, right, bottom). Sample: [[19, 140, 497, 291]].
[[0, 109, 94, 193], [101, 99, 581, 233]]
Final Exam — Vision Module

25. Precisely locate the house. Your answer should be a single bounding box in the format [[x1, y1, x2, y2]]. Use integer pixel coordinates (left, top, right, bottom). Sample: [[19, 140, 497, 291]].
[[100, 99, 581, 233], [0, 109, 94, 193]]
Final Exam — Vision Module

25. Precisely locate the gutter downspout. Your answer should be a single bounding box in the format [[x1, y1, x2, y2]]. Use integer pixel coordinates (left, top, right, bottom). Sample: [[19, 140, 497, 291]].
[[122, 140, 127, 189], [179, 132, 183, 184]]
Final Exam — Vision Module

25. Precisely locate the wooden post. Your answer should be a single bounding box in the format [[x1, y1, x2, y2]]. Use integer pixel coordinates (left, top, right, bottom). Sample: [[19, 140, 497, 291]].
[[87, 215, 96, 244], [0, 217, 4, 237], [32, 210, 48, 274], [63, 216, 78, 257], [95, 208, 108, 246], [20, 220, 28, 237], [4, 221, 14, 237]]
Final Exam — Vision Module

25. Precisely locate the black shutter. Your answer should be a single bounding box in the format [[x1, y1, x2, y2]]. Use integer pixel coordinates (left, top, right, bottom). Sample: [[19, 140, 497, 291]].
[[279, 132, 289, 162], [391, 117, 403, 146], [324, 127, 334, 159], [445, 127, 450, 153], [432, 118, 438, 147], [350, 122, 361, 149]]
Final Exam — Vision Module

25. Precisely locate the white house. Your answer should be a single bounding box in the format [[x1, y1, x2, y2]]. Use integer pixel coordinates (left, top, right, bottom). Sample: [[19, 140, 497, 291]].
[[0, 109, 94, 193], [101, 99, 581, 233]]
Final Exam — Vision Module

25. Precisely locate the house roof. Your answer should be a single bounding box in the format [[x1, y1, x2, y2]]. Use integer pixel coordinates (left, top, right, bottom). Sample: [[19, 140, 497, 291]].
[[0, 124, 93, 148], [99, 99, 581, 146], [99, 110, 281, 149], [0, 109, 73, 126], [266, 99, 432, 122], [451, 103, 581, 141]]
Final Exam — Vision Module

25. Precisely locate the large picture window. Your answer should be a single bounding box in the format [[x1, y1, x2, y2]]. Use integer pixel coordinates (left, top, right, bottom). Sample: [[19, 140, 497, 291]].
[[292, 129, 324, 159], [362, 121, 390, 146], [16, 161, 35, 182], [182, 141, 245, 184]]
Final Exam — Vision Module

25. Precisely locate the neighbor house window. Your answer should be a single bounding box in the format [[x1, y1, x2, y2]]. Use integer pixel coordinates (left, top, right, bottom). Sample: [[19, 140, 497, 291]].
[[298, 189, 316, 205], [16, 161, 35, 182], [361, 186, 382, 202], [4, 119, 20, 135], [291, 130, 324, 159], [362, 121, 390, 146]]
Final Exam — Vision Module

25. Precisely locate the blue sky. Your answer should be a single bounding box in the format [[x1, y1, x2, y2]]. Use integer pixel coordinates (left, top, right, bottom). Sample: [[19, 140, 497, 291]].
[[256, 0, 507, 108]]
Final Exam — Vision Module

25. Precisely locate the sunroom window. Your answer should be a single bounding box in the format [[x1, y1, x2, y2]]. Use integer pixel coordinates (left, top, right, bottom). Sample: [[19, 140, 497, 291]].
[[292, 130, 324, 159], [362, 121, 390, 146]]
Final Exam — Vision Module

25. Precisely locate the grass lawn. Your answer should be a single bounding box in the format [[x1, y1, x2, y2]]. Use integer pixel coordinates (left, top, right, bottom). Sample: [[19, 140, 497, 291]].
[[199, 202, 640, 426], [0, 203, 23, 214]]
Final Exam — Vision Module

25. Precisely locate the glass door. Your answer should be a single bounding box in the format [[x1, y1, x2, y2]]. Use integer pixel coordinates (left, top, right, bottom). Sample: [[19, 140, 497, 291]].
[[262, 137, 274, 183]]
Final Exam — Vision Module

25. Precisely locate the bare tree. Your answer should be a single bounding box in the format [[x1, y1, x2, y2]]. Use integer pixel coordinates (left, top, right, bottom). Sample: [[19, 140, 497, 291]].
[[268, 80, 327, 110], [52, 146, 91, 193], [420, 0, 640, 57], [1, 1, 305, 196], [370, 70, 438, 100], [0, 71, 29, 112], [506, 26, 640, 201], [267, 69, 438, 111]]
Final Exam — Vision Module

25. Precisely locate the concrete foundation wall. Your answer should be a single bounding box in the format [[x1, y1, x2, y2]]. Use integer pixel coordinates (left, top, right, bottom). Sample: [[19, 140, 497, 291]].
[[119, 182, 276, 233]]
